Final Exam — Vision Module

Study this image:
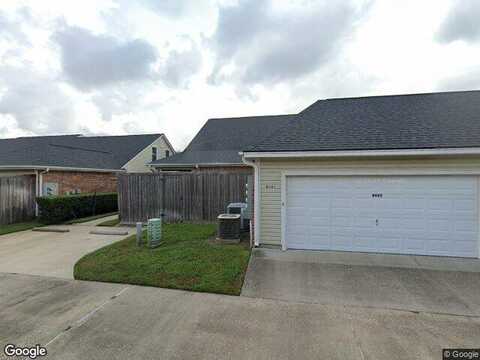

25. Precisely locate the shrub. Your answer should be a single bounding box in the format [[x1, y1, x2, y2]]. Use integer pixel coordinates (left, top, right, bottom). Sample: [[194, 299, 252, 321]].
[[36, 192, 118, 224]]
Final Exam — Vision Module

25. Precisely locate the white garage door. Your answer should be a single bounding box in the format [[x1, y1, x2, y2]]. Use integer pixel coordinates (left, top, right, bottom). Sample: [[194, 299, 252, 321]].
[[285, 176, 479, 258]]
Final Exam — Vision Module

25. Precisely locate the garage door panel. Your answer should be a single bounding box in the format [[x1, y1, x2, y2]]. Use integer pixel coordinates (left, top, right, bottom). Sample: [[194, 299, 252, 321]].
[[455, 220, 477, 232], [428, 219, 452, 231], [285, 175, 479, 258], [354, 217, 377, 228], [308, 234, 331, 246], [455, 199, 476, 211], [454, 241, 478, 253], [353, 236, 372, 248], [403, 238, 426, 251], [426, 239, 451, 252], [404, 198, 427, 210], [331, 198, 352, 208]]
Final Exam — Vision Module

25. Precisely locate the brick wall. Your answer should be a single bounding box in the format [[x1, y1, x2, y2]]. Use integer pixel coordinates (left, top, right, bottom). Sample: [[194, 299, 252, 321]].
[[42, 171, 117, 195]]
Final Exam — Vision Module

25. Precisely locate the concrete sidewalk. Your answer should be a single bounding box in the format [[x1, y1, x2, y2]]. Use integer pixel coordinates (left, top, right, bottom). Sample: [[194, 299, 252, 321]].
[[0, 223, 132, 279], [242, 248, 480, 316], [72, 214, 119, 227], [1, 273, 479, 360]]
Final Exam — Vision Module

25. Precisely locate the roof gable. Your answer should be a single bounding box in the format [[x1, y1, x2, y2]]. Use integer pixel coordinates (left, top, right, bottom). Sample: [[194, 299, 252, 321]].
[[152, 114, 296, 166], [0, 133, 164, 170]]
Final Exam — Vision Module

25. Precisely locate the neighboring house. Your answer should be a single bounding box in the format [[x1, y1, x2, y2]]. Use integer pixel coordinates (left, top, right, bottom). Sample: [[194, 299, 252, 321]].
[[242, 90, 480, 258], [0, 133, 175, 197], [150, 115, 296, 174]]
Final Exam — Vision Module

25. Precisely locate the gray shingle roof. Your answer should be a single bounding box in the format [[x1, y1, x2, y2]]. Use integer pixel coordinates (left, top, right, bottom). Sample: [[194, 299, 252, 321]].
[[0, 134, 163, 170], [246, 90, 480, 152], [152, 115, 296, 166]]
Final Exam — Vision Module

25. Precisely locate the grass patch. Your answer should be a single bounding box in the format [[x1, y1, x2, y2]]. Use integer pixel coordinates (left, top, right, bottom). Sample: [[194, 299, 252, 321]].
[[64, 212, 118, 225], [0, 220, 43, 236], [97, 216, 120, 227], [74, 223, 251, 295]]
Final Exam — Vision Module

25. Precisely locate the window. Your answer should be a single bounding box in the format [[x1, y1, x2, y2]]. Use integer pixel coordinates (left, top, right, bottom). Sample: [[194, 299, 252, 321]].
[[152, 147, 158, 161], [165, 150, 170, 158]]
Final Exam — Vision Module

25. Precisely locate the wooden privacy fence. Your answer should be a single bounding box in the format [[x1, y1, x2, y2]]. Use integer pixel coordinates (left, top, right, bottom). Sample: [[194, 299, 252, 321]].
[[0, 175, 37, 225], [118, 173, 252, 223]]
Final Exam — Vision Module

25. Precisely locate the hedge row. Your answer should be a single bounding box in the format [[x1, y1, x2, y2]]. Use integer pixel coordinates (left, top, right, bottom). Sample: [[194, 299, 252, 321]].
[[36, 192, 118, 224]]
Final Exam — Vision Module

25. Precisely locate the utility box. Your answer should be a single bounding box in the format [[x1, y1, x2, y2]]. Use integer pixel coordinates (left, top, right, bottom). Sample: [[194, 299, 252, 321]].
[[217, 214, 241, 243], [227, 202, 248, 230], [147, 218, 162, 248]]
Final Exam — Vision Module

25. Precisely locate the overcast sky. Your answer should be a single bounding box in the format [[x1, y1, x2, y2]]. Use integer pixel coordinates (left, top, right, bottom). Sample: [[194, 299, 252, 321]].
[[0, 0, 479, 150]]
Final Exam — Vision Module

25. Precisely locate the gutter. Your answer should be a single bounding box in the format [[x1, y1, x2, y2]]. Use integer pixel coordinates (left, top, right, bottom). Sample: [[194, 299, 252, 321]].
[[242, 147, 480, 159], [149, 163, 247, 168], [0, 165, 124, 173], [242, 156, 260, 247]]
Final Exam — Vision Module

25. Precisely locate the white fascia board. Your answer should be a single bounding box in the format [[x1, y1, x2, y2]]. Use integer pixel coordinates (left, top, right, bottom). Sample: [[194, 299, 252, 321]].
[[161, 134, 176, 155], [243, 148, 480, 158], [0, 165, 124, 173], [150, 163, 247, 168]]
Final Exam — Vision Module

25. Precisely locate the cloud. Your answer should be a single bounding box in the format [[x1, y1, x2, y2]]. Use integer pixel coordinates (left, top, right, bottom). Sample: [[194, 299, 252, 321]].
[[208, 0, 367, 87], [162, 42, 202, 88], [138, 0, 212, 18], [141, 0, 190, 17], [91, 84, 150, 121], [53, 25, 158, 91], [0, 66, 75, 134], [437, 0, 480, 43], [438, 69, 480, 91], [0, 7, 34, 46]]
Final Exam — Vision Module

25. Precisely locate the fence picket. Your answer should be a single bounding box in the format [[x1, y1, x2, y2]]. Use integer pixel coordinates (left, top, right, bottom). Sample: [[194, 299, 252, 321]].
[[117, 172, 250, 223], [0, 176, 36, 225]]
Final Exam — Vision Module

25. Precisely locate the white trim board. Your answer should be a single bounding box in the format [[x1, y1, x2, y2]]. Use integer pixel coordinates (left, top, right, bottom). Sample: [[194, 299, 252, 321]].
[[243, 147, 480, 159], [242, 157, 261, 246], [150, 163, 249, 168], [0, 166, 124, 173]]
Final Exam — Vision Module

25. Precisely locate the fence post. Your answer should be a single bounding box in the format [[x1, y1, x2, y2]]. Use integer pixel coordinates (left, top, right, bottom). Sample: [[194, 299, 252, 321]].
[[160, 174, 166, 222], [136, 222, 143, 246]]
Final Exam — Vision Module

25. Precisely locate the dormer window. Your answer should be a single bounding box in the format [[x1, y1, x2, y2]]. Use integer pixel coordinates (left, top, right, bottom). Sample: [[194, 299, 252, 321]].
[[152, 147, 158, 161], [165, 150, 170, 158]]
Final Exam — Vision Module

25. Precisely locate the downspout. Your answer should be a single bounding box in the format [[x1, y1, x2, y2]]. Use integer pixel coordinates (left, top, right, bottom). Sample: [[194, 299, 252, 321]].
[[35, 168, 49, 217], [35, 170, 40, 216], [38, 168, 50, 197], [241, 155, 260, 247]]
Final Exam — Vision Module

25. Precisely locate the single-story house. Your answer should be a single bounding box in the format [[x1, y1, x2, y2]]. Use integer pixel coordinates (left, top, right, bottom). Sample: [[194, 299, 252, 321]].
[[150, 114, 295, 174], [0, 133, 175, 197], [242, 90, 480, 258]]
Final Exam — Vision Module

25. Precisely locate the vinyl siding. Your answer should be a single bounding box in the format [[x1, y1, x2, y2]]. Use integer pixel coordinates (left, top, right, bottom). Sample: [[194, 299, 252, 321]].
[[258, 156, 480, 246], [123, 136, 173, 173]]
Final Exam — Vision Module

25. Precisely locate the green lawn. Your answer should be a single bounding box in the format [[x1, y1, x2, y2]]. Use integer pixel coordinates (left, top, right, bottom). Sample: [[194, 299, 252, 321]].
[[74, 223, 251, 295], [0, 212, 119, 236], [0, 220, 42, 236], [97, 216, 120, 227]]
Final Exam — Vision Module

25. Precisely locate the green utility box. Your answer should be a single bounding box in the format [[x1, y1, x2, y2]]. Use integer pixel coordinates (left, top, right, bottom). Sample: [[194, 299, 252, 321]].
[[147, 218, 162, 248]]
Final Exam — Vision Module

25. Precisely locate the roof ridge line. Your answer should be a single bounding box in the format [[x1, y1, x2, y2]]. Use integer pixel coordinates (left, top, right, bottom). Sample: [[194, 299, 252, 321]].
[[323, 89, 480, 102], [207, 114, 296, 121], [48, 143, 112, 154]]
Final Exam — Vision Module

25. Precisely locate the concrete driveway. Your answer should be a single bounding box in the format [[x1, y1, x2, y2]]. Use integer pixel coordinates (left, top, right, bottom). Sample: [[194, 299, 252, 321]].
[[0, 219, 132, 279], [1, 272, 479, 360], [242, 248, 480, 317]]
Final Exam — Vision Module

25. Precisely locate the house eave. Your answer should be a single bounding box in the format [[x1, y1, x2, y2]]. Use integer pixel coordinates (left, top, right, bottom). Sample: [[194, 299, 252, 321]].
[[149, 162, 248, 168], [242, 147, 480, 159], [0, 165, 125, 173]]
